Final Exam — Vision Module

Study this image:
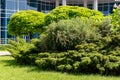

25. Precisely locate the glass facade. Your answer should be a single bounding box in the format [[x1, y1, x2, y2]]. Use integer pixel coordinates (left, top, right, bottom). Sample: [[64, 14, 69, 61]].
[[38, 0, 55, 13], [0, 0, 55, 44], [0, 0, 118, 44], [98, 3, 114, 15], [66, 0, 115, 15]]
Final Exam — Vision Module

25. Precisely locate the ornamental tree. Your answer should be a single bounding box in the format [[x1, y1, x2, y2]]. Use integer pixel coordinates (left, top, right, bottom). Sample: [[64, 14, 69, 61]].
[[111, 7, 120, 31], [8, 10, 46, 38], [45, 6, 104, 25]]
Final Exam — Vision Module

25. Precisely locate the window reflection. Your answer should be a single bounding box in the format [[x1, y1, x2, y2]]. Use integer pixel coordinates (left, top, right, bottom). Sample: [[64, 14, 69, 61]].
[[1, 0, 5, 9], [1, 31, 5, 38], [38, 1, 55, 13], [1, 18, 5, 26], [19, 1, 27, 10], [6, 1, 15, 9]]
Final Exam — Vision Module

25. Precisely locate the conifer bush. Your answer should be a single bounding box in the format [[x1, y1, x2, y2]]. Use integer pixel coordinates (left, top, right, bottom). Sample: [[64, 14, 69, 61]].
[[36, 18, 99, 52], [7, 37, 37, 64], [35, 23, 120, 75], [35, 49, 120, 75]]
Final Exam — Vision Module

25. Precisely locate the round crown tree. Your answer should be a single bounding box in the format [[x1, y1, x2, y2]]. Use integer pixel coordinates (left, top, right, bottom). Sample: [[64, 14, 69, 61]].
[[45, 6, 104, 25], [8, 10, 46, 39]]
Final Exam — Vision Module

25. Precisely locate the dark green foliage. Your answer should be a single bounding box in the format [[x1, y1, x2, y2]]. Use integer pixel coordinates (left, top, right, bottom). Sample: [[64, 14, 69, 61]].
[[75, 43, 99, 53], [35, 23, 120, 75], [45, 6, 104, 25], [7, 38, 38, 64], [35, 50, 120, 75], [98, 16, 112, 37], [36, 18, 99, 52]]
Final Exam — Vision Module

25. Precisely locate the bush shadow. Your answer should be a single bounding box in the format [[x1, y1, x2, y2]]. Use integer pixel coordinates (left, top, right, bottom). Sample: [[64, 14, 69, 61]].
[[0, 56, 43, 72]]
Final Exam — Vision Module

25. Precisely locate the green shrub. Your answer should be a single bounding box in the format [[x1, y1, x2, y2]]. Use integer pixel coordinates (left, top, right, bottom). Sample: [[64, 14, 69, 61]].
[[98, 16, 112, 37], [57, 65, 65, 71], [36, 18, 99, 52], [75, 43, 99, 53], [45, 6, 104, 25], [35, 31, 120, 75], [7, 37, 37, 64], [35, 51, 120, 75], [111, 8, 120, 31]]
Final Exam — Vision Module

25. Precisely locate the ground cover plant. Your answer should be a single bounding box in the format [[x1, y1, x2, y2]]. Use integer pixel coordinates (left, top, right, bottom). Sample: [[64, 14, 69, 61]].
[[1, 56, 120, 80]]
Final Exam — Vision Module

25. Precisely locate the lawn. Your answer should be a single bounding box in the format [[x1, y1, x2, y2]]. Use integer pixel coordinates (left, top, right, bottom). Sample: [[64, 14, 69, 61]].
[[0, 56, 120, 80]]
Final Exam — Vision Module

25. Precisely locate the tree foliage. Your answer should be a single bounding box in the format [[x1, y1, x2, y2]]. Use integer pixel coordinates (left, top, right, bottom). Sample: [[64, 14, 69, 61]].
[[35, 18, 99, 52], [45, 6, 104, 25], [8, 10, 46, 36], [111, 7, 120, 31], [7, 37, 37, 64]]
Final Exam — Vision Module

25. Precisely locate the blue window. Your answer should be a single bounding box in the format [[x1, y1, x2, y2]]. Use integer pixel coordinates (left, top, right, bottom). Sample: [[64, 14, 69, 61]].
[[1, 18, 5, 26], [27, 0, 37, 3], [19, 1, 27, 10], [1, 0, 5, 9], [6, 1, 15, 9], [1, 27, 6, 30], [29, 2, 37, 8], [1, 31, 5, 38]]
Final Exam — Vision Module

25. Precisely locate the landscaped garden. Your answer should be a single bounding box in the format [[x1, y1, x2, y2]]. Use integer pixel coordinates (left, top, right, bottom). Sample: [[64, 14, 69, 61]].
[[1, 5, 120, 79]]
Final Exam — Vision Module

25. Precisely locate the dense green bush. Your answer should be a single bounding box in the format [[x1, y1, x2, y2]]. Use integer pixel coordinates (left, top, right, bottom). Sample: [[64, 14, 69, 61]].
[[35, 18, 99, 52], [98, 16, 112, 37], [111, 8, 120, 31], [75, 43, 100, 53], [35, 24, 120, 75], [35, 50, 120, 75], [7, 37, 38, 64], [45, 6, 104, 25]]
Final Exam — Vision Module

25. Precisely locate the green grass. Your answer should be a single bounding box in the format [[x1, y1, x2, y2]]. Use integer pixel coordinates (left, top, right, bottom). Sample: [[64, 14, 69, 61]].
[[0, 56, 120, 80]]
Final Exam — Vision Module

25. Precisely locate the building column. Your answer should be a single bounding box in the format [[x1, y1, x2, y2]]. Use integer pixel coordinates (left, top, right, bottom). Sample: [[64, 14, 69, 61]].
[[62, 0, 67, 6], [93, 0, 98, 10], [55, 0, 59, 7], [83, 0, 87, 8]]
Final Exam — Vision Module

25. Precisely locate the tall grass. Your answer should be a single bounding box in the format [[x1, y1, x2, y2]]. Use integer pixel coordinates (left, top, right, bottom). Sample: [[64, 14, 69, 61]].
[[0, 56, 120, 80]]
